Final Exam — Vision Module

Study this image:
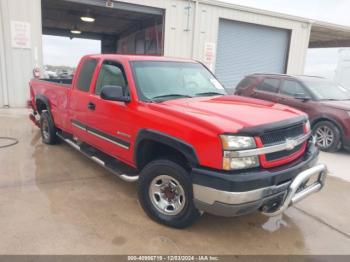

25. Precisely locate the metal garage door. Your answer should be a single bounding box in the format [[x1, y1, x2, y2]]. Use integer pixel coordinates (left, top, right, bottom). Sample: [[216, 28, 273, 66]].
[[215, 19, 290, 91]]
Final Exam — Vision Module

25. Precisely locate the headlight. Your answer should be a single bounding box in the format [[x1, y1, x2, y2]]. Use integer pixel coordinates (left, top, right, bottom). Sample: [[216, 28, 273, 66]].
[[305, 120, 311, 133], [221, 136, 259, 170], [223, 152, 259, 170], [220, 135, 256, 150]]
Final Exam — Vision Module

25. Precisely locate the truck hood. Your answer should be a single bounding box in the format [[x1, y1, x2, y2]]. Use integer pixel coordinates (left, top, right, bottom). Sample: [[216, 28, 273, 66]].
[[320, 100, 350, 110], [149, 95, 304, 133]]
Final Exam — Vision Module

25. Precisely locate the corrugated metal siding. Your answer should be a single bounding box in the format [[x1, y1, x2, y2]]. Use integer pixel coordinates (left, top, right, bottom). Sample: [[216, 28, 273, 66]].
[[0, 0, 311, 107], [0, 0, 43, 107], [215, 19, 290, 89], [121, 0, 311, 76], [124, 0, 195, 58], [192, 0, 310, 75], [0, 0, 7, 107]]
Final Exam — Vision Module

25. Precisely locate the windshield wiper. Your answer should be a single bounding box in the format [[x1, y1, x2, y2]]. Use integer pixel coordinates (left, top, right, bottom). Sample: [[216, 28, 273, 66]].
[[195, 92, 225, 97], [151, 94, 193, 101]]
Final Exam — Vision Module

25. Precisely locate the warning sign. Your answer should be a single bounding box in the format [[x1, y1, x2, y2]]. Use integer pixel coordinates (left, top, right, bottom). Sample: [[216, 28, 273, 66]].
[[11, 21, 31, 49], [203, 42, 216, 70]]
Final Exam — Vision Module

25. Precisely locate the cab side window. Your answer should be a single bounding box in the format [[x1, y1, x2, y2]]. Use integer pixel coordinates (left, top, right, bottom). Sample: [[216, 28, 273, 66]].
[[256, 78, 280, 93], [76, 59, 98, 92], [280, 80, 307, 97], [95, 61, 128, 96]]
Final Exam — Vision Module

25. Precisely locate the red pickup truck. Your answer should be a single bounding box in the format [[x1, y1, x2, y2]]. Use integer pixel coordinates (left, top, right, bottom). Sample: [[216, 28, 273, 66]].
[[29, 55, 327, 228]]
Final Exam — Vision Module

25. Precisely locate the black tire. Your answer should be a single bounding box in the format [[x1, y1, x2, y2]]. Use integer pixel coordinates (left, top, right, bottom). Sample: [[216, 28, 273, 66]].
[[40, 110, 58, 145], [138, 159, 200, 228], [313, 121, 341, 152]]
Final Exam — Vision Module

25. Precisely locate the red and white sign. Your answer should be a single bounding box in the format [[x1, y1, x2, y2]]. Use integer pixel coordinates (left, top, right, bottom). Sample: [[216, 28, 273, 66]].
[[11, 21, 31, 49], [203, 42, 216, 70]]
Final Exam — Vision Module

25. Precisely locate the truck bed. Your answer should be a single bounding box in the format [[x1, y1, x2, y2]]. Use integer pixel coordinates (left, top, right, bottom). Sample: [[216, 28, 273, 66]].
[[29, 78, 71, 129], [38, 78, 72, 86]]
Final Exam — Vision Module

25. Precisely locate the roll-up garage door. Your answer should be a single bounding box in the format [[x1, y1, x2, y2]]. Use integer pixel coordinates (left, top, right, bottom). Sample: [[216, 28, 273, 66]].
[[215, 19, 290, 91]]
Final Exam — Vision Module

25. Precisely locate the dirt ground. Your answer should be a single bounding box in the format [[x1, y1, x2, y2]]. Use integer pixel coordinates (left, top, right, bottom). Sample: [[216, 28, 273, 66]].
[[0, 108, 349, 255]]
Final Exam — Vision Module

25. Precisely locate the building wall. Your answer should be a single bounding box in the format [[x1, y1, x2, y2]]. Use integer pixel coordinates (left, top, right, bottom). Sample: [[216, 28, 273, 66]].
[[0, 0, 311, 107], [122, 0, 311, 73], [0, 0, 43, 107], [0, 9, 5, 108]]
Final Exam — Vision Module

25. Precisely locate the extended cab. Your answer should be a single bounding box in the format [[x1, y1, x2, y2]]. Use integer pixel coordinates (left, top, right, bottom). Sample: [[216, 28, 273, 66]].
[[29, 55, 327, 228]]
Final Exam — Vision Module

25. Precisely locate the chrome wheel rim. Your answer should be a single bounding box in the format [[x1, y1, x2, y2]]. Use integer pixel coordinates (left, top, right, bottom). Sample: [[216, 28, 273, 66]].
[[42, 119, 50, 140], [315, 125, 334, 149], [149, 175, 186, 216]]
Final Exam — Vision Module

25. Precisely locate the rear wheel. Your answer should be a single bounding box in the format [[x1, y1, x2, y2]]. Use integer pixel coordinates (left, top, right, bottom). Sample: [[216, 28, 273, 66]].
[[313, 121, 341, 152], [40, 110, 58, 145], [138, 159, 200, 228]]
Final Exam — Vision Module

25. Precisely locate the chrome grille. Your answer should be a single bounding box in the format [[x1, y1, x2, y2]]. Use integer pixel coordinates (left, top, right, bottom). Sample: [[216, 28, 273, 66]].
[[265, 144, 303, 161], [261, 124, 304, 145]]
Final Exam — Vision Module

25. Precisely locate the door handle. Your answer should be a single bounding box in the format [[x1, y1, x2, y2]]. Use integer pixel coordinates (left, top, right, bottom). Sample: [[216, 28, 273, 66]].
[[87, 102, 96, 111]]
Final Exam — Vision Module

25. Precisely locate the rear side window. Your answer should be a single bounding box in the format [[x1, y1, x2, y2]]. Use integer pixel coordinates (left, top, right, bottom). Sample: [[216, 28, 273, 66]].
[[256, 78, 280, 93], [76, 59, 98, 92], [236, 77, 253, 89], [280, 80, 306, 97]]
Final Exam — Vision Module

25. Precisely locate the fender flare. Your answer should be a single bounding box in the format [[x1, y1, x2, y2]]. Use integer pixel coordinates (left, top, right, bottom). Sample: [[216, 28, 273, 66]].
[[134, 129, 199, 168], [35, 94, 51, 114]]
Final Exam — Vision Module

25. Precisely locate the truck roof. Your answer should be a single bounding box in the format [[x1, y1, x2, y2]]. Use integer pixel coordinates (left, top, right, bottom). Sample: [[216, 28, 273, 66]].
[[83, 54, 195, 63]]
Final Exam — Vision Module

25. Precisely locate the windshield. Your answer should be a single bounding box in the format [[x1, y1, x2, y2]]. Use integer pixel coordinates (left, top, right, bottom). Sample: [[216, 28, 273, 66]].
[[302, 79, 350, 100], [131, 61, 226, 101]]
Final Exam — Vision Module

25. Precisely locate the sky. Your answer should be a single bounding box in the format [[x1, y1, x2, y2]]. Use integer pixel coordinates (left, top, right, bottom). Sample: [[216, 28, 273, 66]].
[[42, 0, 350, 79], [42, 35, 101, 67]]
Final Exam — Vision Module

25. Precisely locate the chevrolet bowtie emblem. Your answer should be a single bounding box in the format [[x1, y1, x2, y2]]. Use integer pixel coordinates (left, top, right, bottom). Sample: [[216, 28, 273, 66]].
[[285, 138, 297, 150]]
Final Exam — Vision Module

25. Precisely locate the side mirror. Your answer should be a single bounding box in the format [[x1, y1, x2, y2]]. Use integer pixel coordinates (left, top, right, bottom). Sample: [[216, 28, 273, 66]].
[[100, 85, 130, 102], [294, 93, 311, 101]]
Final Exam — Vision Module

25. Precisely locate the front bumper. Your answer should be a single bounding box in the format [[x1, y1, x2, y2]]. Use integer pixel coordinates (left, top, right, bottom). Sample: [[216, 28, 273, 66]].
[[192, 140, 327, 217]]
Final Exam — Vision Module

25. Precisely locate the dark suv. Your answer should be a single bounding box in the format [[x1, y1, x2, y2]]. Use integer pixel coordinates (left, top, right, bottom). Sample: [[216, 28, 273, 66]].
[[235, 74, 350, 152]]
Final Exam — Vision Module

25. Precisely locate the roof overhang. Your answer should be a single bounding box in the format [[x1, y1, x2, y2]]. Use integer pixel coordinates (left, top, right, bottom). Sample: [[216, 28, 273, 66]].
[[209, 1, 350, 49], [309, 21, 350, 48]]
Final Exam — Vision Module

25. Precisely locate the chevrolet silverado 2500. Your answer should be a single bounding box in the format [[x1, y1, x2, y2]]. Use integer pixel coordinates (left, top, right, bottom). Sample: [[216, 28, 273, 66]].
[[28, 55, 327, 228]]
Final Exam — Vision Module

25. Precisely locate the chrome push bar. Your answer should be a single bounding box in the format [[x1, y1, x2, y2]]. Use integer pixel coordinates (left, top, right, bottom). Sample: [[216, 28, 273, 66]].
[[261, 163, 327, 217]]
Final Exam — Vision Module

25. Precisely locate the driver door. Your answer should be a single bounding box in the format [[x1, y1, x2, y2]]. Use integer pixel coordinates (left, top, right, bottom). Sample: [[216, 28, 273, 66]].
[[84, 60, 133, 164]]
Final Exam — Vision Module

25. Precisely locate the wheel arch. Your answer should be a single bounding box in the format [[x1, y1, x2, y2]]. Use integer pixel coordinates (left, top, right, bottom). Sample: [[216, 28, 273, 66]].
[[134, 129, 199, 171], [35, 94, 51, 115], [311, 116, 344, 137]]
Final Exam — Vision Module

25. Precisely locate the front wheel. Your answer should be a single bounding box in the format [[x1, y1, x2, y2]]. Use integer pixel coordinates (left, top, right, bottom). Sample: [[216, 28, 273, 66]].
[[138, 159, 200, 228], [313, 121, 341, 152]]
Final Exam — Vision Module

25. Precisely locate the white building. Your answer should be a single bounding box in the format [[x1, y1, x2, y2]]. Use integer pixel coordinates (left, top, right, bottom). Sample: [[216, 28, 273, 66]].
[[1, 0, 350, 107], [335, 48, 350, 88]]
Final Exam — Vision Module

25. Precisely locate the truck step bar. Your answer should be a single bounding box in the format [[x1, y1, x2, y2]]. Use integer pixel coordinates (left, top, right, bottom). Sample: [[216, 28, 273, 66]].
[[56, 132, 139, 183]]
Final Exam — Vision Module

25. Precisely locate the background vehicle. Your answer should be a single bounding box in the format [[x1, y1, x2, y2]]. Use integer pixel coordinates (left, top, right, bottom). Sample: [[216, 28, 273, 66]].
[[235, 74, 350, 152], [28, 55, 326, 228]]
